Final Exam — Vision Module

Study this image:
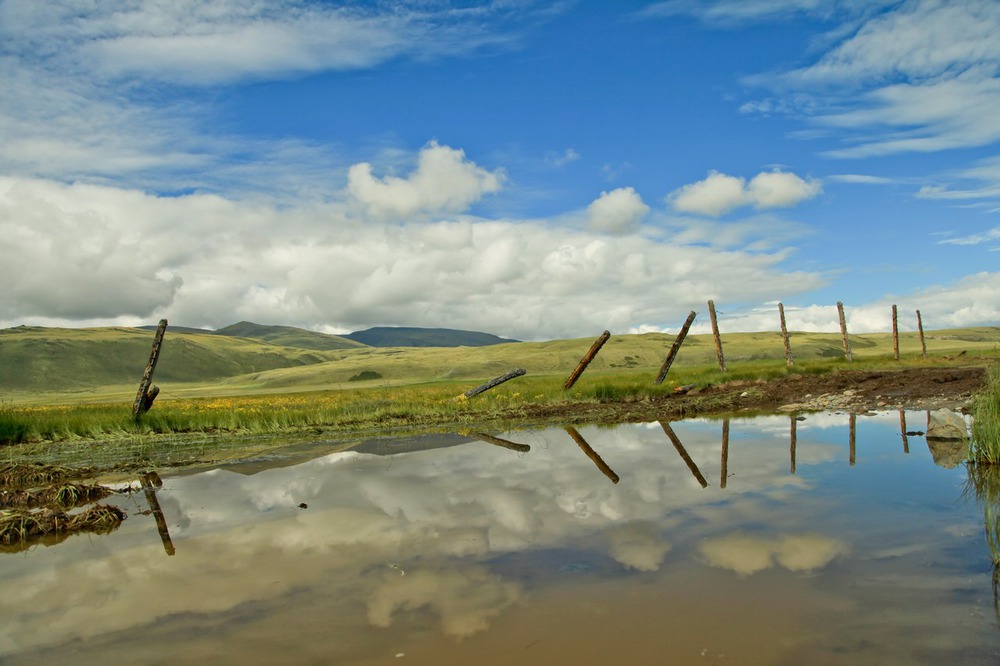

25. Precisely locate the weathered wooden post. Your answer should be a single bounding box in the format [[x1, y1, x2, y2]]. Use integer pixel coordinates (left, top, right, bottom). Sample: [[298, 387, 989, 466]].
[[133, 319, 167, 419], [563, 330, 611, 390], [474, 433, 531, 453], [837, 302, 853, 362], [892, 304, 899, 360], [720, 418, 730, 489], [707, 300, 726, 372], [790, 415, 797, 475], [899, 410, 909, 454], [460, 368, 526, 399], [140, 471, 175, 556], [654, 311, 697, 385], [660, 421, 709, 488], [564, 426, 619, 484], [778, 302, 793, 367], [916, 309, 927, 358], [849, 412, 857, 466]]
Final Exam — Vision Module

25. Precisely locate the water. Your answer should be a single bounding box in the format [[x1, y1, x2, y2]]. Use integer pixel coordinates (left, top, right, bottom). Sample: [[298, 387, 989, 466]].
[[2, 412, 998, 665]]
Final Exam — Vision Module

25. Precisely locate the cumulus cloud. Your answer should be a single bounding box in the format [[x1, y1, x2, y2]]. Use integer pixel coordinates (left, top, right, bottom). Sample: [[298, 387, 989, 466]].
[[0, 172, 831, 339], [608, 522, 672, 571], [346, 142, 504, 219], [668, 170, 822, 217], [698, 532, 848, 577], [586, 187, 649, 234], [367, 567, 521, 639]]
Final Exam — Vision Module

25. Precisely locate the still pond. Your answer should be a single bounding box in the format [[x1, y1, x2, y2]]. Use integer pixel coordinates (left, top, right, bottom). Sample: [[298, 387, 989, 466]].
[[2, 412, 999, 665]]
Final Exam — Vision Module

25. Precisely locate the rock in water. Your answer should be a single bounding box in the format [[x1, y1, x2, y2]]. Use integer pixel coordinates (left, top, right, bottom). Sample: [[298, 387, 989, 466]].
[[926, 408, 968, 441]]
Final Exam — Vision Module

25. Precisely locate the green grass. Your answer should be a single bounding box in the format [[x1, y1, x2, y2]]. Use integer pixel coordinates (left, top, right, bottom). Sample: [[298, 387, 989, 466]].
[[2, 324, 998, 469], [971, 364, 1000, 464]]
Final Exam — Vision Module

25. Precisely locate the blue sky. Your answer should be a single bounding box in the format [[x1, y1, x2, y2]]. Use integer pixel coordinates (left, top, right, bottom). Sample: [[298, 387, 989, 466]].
[[1, 0, 998, 340]]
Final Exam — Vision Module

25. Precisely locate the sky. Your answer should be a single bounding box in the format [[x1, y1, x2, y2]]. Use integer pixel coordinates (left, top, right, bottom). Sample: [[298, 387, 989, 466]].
[[1, 0, 999, 341]]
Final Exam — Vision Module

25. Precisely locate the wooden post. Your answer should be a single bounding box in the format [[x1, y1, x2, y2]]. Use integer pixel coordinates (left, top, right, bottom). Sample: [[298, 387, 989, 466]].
[[891, 304, 899, 360], [837, 302, 853, 362], [790, 415, 797, 475], [778, 302, 793, 367], [474, 433, 531, 453], [849, 412, 857, 466], [133, 319, 167, 419], [563, 330, 611, 390], [916, 309, 927, 358], [654, 311, 697, 385], [720, 418, 730, 489], [565, 426, 619, 484], [899, 410, 909, 454], [141, 471, 175, 556], [461, 368, 526, 399], [708, 300, 726, 372], [660, 421, 709, 488]]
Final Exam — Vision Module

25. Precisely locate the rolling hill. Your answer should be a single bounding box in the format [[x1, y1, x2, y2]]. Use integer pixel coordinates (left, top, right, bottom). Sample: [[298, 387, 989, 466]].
[[343, 326, 519, 348], [2, 323, 998, 402]]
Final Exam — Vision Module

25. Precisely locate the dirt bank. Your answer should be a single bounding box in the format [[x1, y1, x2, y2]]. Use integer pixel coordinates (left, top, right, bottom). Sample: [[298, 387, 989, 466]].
[[516, 366, 987, 426]]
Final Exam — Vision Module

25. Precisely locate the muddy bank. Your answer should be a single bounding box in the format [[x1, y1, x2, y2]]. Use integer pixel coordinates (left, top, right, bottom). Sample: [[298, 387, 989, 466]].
[[514, 366, 987, 426]]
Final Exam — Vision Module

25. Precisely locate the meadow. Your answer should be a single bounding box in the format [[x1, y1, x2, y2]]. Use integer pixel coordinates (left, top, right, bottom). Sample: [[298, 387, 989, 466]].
[[2, 323, 999, 470]]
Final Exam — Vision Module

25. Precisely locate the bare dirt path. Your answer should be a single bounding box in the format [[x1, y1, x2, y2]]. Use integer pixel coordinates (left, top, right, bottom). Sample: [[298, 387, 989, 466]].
[[517, 366, 987, 426]]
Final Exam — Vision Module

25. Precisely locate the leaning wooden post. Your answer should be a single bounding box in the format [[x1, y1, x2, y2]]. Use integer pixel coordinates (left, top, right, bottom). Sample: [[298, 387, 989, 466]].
[[707, 300, 726, 372], [140, 471, 175, 556], [790, 415, 797, 475], [654, 311, 697, 385], [899, 410, 910, 455], [563, 330, 611, 390], [778, 302, 793, 367], [892, 304, 899, 361], [132, 319, 167, 419], [565, 426, 619, 484], [460, 368, 526, 399], [837, 302, 853, 362], [849, 412, 857, 467], [916, 309, 927, 358], [720, 418, 730, 489], [660, 421, 709, 488], [474, 433, 531, 453]]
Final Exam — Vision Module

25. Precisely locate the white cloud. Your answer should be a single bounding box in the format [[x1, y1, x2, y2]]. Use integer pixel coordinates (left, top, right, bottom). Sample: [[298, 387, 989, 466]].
[[586, 187, 649, 234], [938, 227, 1000, 247], [698, 532, 848, 577], [668, 170, 821, 217], [0, 162, 832, 338], [738, 0, 1000, 161], [346, 142, 505, 219]]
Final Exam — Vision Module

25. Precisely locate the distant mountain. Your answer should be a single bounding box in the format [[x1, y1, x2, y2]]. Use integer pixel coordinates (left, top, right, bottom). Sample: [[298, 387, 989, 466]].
[[214, 322, 367, 351], [344, 326, 518, 348]]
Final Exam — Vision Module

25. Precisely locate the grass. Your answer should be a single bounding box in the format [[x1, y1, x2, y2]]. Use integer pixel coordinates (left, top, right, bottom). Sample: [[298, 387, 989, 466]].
[[0, 504, 125, 553], [971, 364, 1000, 464]]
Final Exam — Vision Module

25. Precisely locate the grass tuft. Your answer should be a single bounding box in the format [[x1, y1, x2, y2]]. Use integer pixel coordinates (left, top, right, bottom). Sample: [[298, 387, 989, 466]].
[[971, 365, 1000, 464]]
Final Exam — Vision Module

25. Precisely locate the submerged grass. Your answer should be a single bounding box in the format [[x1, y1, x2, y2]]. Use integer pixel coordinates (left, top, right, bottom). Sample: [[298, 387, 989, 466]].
[[0, 504, 126, 553]]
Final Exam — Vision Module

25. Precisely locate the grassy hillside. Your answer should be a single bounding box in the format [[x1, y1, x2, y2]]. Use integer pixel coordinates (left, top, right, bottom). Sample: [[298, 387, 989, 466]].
[[344, 326, 518, 348], [215, 321, 367, 351], [2, 324, 998, 403], [0, 325, 338, 393], [215, 327, 999, 391]]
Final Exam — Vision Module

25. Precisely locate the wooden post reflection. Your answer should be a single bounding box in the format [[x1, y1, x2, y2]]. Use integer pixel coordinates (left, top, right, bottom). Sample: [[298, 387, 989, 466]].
[[660, 422, 709, 488], [790, 415, 797, 475], [899, 410, 910, 454], [141, 471, 175, 556], [721, 418, 730, 489], [474, 433, 531, 453], [564, 427, 619, 484], [849, 413, 857, 467]]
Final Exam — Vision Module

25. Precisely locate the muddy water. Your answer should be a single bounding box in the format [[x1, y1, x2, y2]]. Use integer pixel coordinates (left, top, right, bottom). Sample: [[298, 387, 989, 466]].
[[1, 412, 998, 665]]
